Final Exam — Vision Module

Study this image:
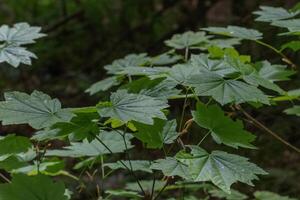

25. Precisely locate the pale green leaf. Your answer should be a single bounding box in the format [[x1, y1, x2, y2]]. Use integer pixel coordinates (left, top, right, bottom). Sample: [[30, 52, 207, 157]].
[[256, 61, 295, 82], [85, 76, 121, 95], [46, 131, 133, 157], [104, 53, 149, 74], [104, 160, 152, 173], [97, 90, 168, 125], [187, 72, 269, 105], [165, 31, 210, 49], [202, 26, 263, 40], [0, 23, 45, 45], [0, 90, 74, 129], [177, 146, 267, 193], [253, 6, 299, 22], [150, 157, 190, 179]]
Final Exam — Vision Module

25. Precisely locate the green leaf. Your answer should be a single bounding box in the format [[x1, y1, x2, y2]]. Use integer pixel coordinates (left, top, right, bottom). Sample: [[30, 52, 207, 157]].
[[190, 54, 236, 77], [51, 112, 100, 141], [254, 191, 298, 200], [0, 23, 45, 67], [202, 26, 263, 40], [272, 19, 300, 34], [104, 160, 152, 173], [0, 45, 37, 67], [0, 174, 67, 200], [284, 106, 300, 116], [105, 189, 143, 199], [281, 41, 300, 52], [0, 90, 74, 129], [124, 77, 180, 100], [168, 63, 199, 85], [133, 119, 179, 149], [46, 131, 133, 157], [0, 134, 31, 156], [187, 72, 269, 105], [97, 89, 168, 125], [192, 103, 256, 148], [208, 188, 248, 200], [0, 23, 45, 45], [116, 66, 170, 78], [165, 31, 210, 49], [126, 180, 166, 192], [85, 76, 121, 95], [253, 6, 299, 22], [150, 157, 190, 179], [255, 61, 295, 82], [0, 156, 28, 171], [150, 51, 182, 65], [104, 53, 149, 74], [176, 146, 267, 193]]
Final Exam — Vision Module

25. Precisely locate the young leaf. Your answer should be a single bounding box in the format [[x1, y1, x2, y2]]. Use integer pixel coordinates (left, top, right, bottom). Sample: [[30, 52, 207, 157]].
[[202, 26, 263, 40], [187, 72, 269, 105], [133, 119, 179, 149], [46, 131, 133, 157], [97, 89, 168, 125], [254, 191, 298, 200], [104, 160, 152, 173], [165, 31, 210, 49], [0, 174, 68, 200], [0, 90, 74, 129], [176, 146, 267, 193], [253, 6, 299, 22], [192, 103, 256, 149], [85, 76, 121, 95]]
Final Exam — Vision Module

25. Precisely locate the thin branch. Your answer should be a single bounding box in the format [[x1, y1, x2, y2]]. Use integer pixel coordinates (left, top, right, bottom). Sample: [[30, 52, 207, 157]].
[[0, 173, 10, 183], [91, 133, 146, 195], [235, 105, 300, 154], [255, 40, 297, 68]]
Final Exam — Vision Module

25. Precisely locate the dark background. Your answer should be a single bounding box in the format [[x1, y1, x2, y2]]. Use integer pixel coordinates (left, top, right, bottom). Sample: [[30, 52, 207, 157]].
[[0, 0, 299, 199]]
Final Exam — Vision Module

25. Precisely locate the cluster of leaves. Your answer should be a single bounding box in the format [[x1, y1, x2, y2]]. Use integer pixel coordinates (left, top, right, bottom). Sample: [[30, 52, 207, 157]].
[[0, 4, 299, 200]]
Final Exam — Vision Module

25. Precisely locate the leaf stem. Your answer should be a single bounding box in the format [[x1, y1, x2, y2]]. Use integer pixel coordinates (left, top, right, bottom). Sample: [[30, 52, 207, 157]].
[[236, 105, 300, 154], [255, 40, 297, 68]]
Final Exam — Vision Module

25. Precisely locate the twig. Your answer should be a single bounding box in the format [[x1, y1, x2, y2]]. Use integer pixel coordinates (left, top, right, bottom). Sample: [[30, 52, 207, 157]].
[[0, 173, 10, 183], [235, 105, 300, 154], [91, 133, 146, 195]]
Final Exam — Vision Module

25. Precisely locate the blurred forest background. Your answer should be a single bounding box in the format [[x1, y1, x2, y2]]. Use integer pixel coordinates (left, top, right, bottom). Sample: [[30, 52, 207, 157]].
[[0, 0, 300, 199]]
